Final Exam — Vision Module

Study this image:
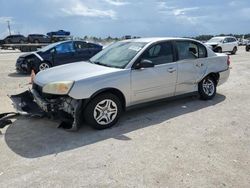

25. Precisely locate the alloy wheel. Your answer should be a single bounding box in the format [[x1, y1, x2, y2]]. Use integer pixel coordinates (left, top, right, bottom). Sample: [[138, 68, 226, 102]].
[[202, 78, 215, 96], [39, 63, 50, 71], [94, 99, 118, 125]]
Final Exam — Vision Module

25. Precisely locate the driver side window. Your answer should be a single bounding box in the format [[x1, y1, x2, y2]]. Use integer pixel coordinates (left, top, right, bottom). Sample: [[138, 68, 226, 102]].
[[55, 42, 75, 54], [141, 42, 174, 65]]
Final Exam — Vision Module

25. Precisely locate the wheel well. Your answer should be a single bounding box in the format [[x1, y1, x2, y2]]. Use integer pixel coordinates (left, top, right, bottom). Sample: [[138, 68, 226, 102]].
[[207, 73, 220, 85], [89, 88, 126, 111]]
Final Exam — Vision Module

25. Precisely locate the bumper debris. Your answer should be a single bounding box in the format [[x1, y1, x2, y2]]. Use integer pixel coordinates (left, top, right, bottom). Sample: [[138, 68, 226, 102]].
[[0, 90, 83, 131]]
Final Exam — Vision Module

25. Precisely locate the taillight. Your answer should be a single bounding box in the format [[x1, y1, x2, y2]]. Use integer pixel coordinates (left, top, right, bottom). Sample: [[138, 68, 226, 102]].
[[227, 55, 231, 66]]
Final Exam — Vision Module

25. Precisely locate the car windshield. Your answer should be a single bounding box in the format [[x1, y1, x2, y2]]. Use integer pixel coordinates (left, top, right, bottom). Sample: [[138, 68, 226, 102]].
[[90, 41, 146, 68], [39, 41, 63, 52], [208, 37, 224, 43]]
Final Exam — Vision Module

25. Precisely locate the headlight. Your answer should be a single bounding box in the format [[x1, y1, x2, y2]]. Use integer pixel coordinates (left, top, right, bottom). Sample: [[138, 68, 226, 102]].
[[42, 81, 74, 95]]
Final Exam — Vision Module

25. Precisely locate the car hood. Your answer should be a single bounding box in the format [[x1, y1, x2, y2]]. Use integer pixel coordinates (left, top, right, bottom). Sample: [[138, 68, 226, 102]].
[[205, 42, 219, 46], [19, 52, 34, 58], [19, 50, 44, 58], [34, 62, 122, 87]]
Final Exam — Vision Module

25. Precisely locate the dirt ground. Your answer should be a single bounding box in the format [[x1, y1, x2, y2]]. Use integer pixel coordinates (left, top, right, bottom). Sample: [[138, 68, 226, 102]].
[[0, 47, 249, 188]]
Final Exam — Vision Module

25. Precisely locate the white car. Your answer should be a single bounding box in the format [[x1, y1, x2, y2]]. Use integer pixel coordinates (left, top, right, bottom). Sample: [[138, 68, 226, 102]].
[[10, 37, 230, 130], [205, 36, 238, 54]]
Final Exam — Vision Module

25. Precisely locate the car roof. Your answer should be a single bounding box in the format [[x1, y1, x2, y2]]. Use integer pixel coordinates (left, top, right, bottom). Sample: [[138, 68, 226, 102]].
[[123, 37, 201, 44], [213, 36, 236, 39], [8, 34, 24, 37]]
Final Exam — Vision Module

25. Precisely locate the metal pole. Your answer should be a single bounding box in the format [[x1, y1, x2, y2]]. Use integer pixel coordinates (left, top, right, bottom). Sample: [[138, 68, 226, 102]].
[[7, 20, 11, 35]]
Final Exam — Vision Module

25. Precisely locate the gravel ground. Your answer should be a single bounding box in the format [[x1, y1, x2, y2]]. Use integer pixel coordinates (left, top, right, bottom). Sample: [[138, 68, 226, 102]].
[[0, 47, 249, 188]]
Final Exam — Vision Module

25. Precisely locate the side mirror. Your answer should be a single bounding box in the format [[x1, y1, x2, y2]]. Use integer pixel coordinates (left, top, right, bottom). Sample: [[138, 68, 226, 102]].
[[135, 59, 154, 69]]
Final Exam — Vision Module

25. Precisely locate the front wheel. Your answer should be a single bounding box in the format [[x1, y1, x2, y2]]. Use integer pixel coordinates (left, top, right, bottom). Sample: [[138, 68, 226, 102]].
[[231, 47, 237, 55], [38, 62, 51, 72], [216, 47, 222, 53], [84, 93, 122, 130], [198, 76, 217, 100]]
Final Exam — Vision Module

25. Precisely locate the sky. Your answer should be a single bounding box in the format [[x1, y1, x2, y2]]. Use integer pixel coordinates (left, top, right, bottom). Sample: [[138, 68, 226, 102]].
[[0, 0, 250, 38]]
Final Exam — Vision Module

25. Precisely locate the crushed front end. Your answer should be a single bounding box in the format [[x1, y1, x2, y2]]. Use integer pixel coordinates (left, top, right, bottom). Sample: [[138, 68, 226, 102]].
[[9, 83, 83, 131]]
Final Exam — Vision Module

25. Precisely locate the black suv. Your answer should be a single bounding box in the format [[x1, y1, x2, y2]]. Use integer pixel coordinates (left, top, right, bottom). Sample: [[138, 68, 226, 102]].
[[4, 35, 27, 44], [27, 34, 50, 43], [16, 40, 103, 73]]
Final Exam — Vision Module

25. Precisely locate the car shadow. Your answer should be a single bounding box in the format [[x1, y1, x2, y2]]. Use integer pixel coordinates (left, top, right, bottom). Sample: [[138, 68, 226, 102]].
[[4, 94, 226, 158], [8, 72, 29, 78]]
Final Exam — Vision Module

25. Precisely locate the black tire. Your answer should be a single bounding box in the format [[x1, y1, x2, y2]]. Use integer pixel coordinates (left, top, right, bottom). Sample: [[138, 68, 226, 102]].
[[84, 93, 122, 130], [217, 47, 222, 53], [246, 46, 249, 52], [198, 76, 217, 100], [231, 47, 237, 55]]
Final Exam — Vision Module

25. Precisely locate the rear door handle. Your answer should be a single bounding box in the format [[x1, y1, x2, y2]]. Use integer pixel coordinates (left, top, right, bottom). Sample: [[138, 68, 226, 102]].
[[167, 68, 176, 73]]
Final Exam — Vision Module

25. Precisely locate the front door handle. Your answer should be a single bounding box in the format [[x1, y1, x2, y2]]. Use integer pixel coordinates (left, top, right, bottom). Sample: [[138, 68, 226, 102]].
[[196, 63, 204, 67], [167, 68, 176, 73]]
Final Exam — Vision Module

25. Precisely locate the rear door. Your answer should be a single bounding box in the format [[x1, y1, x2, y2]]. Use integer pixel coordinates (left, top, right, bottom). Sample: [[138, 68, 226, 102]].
[[53, 41, 75, 65], [175, 40, 207, 95], [87, 43, 102, 57], [131, 41, 177, 104], [74, 41, 90, 61]]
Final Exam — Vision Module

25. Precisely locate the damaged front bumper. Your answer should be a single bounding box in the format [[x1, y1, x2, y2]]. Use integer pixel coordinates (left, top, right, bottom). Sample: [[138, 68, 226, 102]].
[[9, 89, 83, 131]]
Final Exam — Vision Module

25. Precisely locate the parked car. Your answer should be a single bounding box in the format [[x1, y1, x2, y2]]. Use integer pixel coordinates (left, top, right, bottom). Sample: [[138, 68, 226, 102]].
[[16, 40, 102, 73], [11, 38, 230, 131], [27, 34, 50, 43], [205, 36, 238, 54], [3, 34, 27, 44], [47, 30, 70, 37]]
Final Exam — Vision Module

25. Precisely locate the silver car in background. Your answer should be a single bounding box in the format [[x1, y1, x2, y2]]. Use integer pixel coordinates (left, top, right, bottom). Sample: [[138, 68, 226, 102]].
[[12, 37, 230, 130]]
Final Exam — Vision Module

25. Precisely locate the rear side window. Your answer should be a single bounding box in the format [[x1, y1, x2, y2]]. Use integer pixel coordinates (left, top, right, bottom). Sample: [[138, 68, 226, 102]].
[[229, 37, 236, 42], [176, 41, 198, 60], [176, 41, 207, 60], [141, 42, 174, 65], [87, 43, 99, 48], [198, 43, 207, 58], [74, 41, 88, 50]]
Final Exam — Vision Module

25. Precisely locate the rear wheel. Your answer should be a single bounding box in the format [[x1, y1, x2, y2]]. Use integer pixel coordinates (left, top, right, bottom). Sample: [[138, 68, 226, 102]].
[[231, 47, 237, 55], [84, 93, 122, 130], [246, 46, 249, 52], [198, 76, 217, 100]]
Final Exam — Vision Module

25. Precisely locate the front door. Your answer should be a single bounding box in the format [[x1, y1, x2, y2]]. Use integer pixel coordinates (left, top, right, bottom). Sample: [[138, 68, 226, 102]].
[[53, 41, 75, 66], [131, 42, 177, 105]]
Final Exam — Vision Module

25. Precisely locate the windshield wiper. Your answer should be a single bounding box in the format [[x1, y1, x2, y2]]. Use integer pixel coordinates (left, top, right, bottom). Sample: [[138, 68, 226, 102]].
[[90, 60, 121, 69]]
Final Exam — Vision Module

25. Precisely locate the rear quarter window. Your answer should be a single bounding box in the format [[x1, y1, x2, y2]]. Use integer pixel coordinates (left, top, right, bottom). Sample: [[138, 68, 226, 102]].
[[198, 43, 207, 58]]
